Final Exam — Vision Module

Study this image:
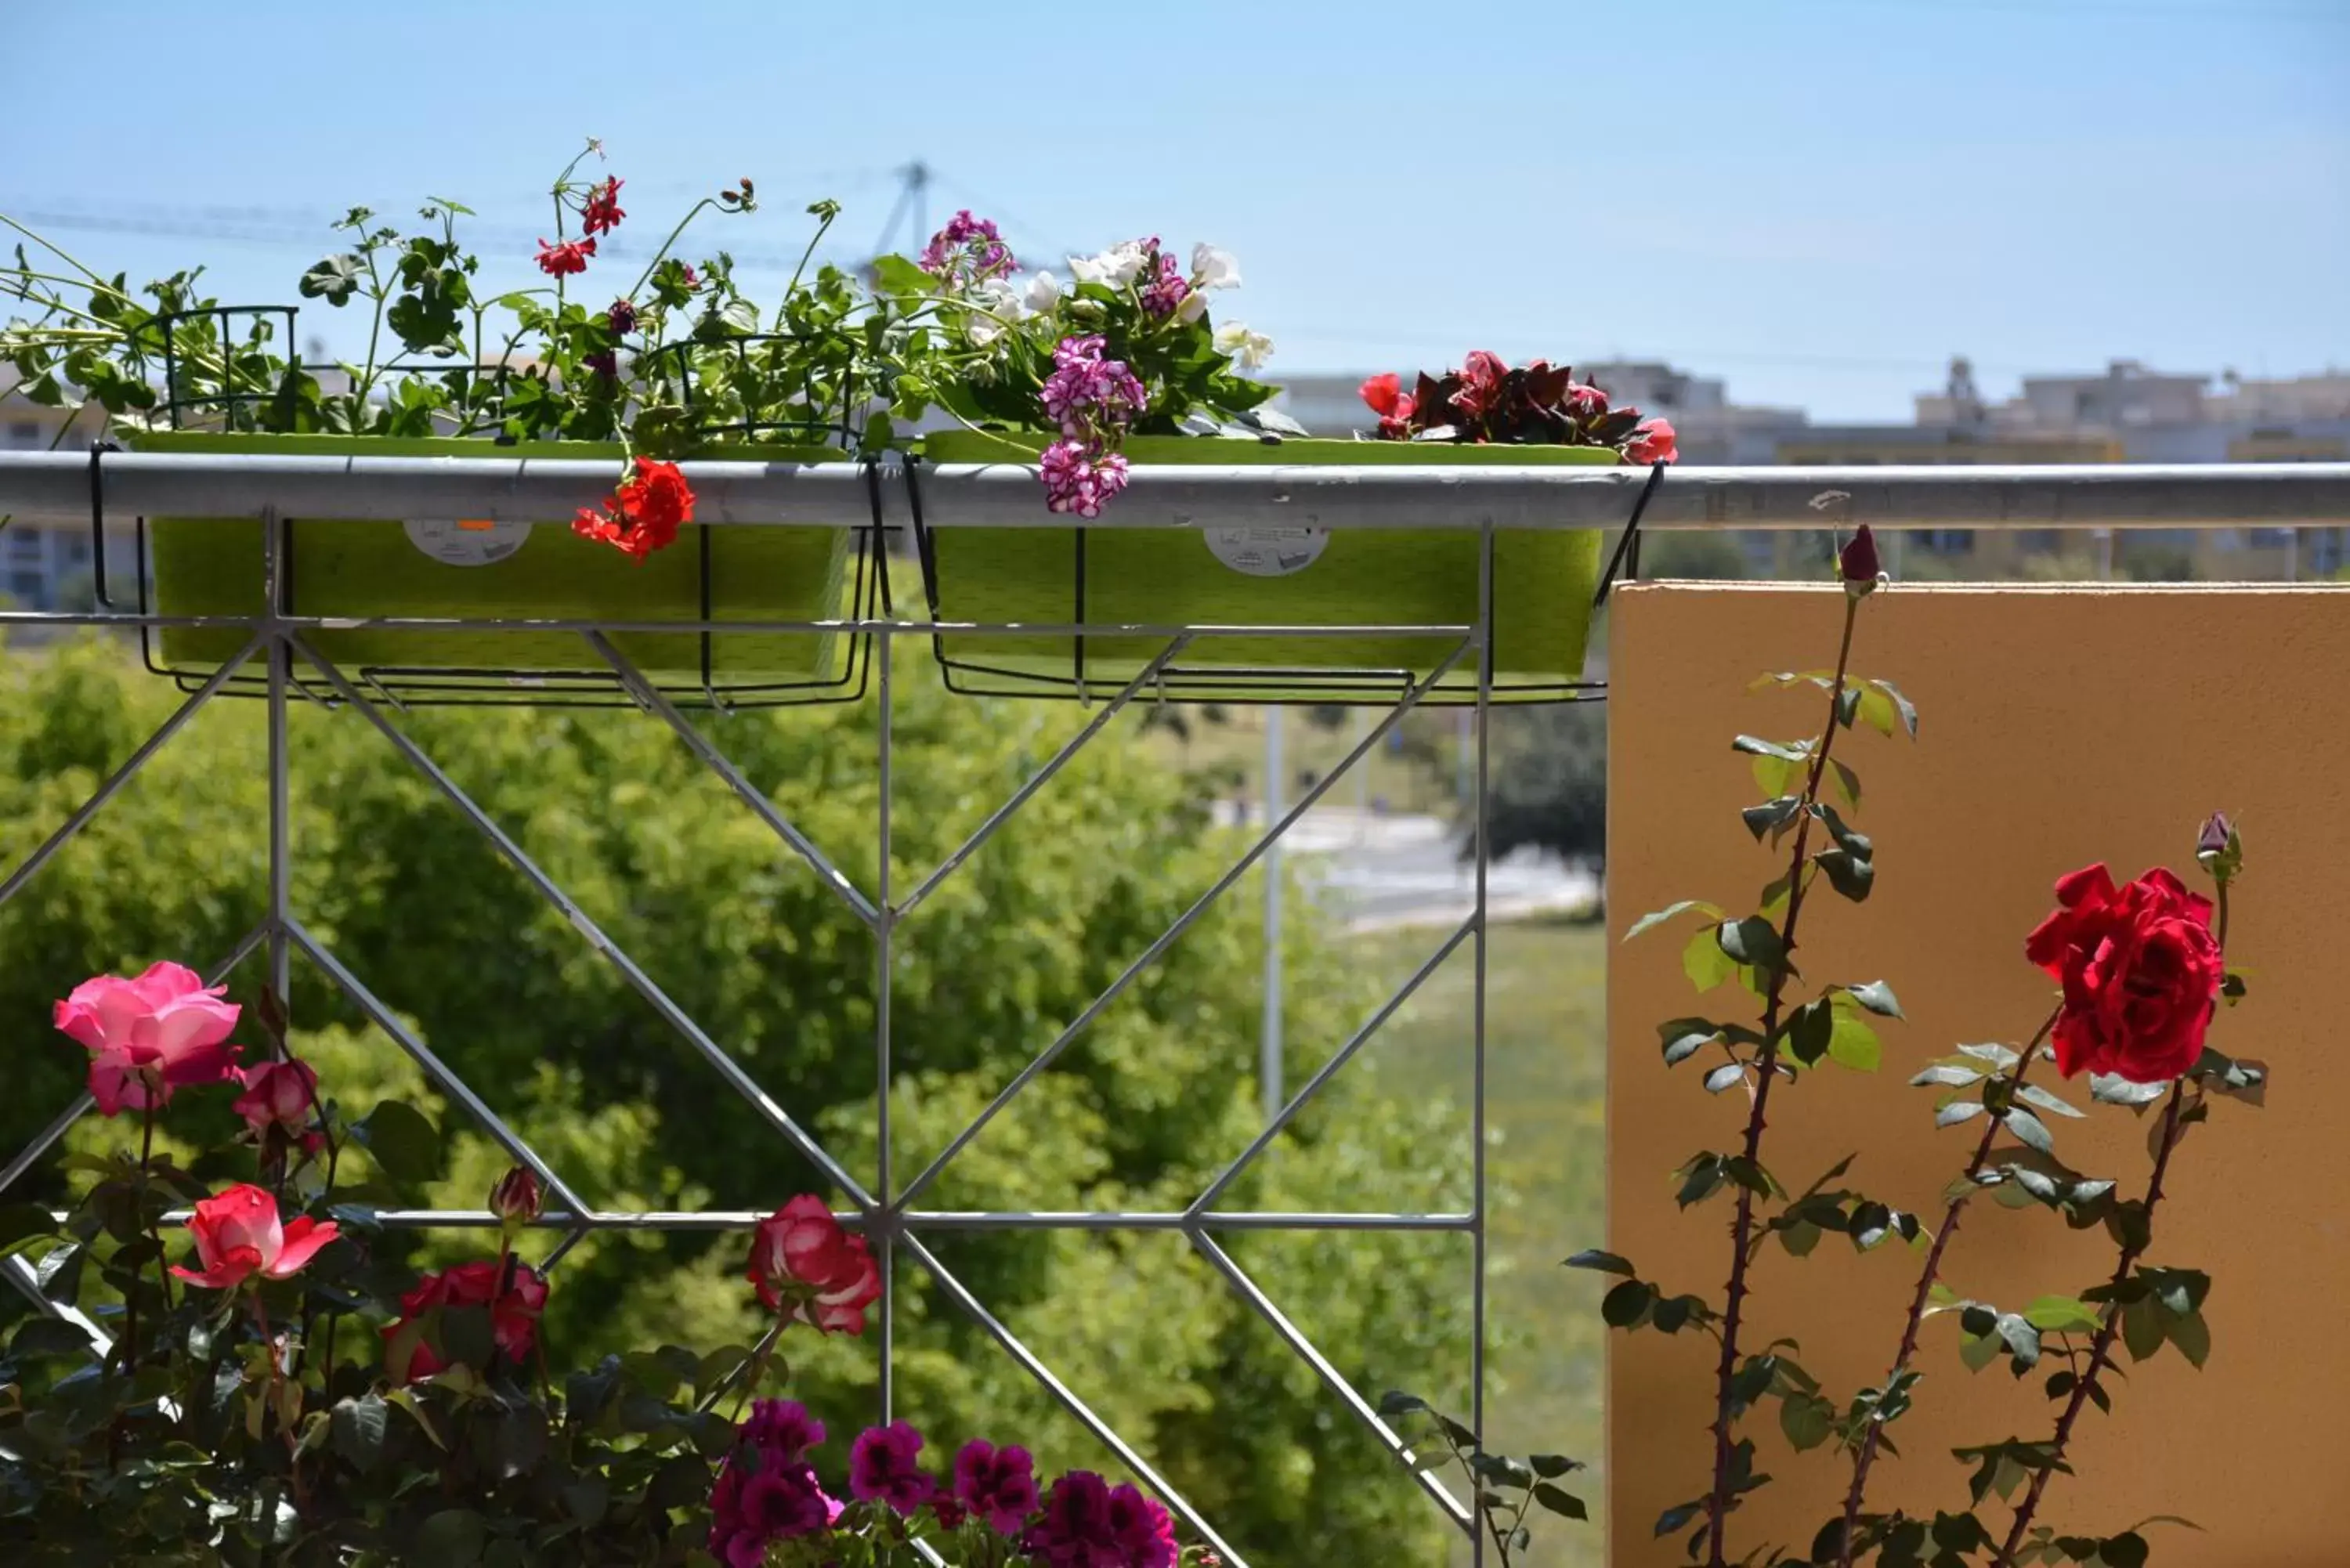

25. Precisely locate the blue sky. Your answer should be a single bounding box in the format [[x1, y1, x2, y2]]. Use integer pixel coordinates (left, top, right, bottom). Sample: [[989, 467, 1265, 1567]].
[[7, 0, 2345, 421]]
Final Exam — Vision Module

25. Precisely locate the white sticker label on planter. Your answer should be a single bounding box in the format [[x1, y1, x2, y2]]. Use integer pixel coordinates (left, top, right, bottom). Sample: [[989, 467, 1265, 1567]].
[[403, 518, 532, 566], [1203, 524, 1327, 577]]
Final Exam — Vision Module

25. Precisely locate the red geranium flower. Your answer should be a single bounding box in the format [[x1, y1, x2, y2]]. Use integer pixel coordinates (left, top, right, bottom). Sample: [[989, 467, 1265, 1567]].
[[1358, 372, 1418, 440], [536, 236, 597, 277], [1625, 417, 1678, 466], [1449, 349, 1508, 421], [581, 176, 626, 237], [570, 457, 696, 562]]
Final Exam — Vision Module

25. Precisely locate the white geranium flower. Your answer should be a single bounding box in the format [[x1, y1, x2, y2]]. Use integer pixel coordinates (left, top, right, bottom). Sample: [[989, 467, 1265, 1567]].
[[1069, 240, 1149, 289], [1213, 320, 1274, 370], [966, 279, 1022, 346], [1191, 244, 1242, 291], [1023, 270, 1064, 313], [1175, 291, 1208, 324]]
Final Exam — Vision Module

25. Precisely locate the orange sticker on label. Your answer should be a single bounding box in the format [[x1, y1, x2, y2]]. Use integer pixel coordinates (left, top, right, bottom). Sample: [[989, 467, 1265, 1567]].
[[457, 518, 497, 532]]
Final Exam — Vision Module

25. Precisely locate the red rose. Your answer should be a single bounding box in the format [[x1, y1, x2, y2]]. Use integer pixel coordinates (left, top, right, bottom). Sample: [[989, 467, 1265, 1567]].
[[747, 1195, 884, 1335], [381, 1259, 549, 1382], [1624, 417, 1678, 466], [170, 1183, 338, 1291], [2025, 864, 2223, 1083], [536, 236, 596, 277], [581, 177, 626, 237]]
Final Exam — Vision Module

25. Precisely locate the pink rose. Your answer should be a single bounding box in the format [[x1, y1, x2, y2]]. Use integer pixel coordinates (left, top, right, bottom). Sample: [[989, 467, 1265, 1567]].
[[747, 1195, 884, 1335], [54, 961, 242, 1115], [169, 1183, 338, 1291], [232, 1059, 317, 1137]]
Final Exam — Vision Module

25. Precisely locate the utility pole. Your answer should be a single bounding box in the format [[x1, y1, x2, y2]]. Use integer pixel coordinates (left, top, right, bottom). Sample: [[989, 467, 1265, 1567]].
[[1261, 708, 1285, 1125]]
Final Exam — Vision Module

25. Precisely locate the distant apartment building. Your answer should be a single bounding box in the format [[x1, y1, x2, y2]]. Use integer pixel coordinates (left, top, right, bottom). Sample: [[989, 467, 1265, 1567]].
[[0, 375, 110, 610], [1909, 357, 2349, 579]]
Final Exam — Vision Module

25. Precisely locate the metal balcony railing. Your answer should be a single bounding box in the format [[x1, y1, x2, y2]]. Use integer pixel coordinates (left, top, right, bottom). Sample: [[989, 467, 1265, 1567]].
[[1, 452, 2345, 1568]]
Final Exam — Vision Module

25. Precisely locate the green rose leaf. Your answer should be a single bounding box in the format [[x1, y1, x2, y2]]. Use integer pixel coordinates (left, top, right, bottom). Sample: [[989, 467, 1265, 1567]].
[[1562, 1249, 1635, 1277], [1659, 1019, 1725, 1068], [1625, 899, 1721, 942], [2001, 1106, 2055, 1154], [331, 1393, 389, 1473], [1840, 981, 1904, 1018], [352, 1100, 443, 1186], [1718, 916, 1787, 971], [1533, 1483, 1588, 1520]]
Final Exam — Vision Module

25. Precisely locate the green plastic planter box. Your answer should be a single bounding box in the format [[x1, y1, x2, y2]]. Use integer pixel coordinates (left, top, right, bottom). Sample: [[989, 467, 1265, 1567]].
[[915, 432, 1611, 704], [132, 432, 858, 694]]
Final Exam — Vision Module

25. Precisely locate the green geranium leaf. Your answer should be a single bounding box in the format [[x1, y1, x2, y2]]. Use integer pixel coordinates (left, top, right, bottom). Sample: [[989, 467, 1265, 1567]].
[[300, 252, 365, 305]]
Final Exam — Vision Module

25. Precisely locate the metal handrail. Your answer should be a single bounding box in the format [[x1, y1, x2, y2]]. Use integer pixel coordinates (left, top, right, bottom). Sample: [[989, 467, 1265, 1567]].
[[3, 450, 2348, 529]]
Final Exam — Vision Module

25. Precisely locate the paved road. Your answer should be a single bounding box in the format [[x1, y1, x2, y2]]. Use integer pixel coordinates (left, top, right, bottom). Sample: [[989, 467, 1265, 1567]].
[[1212, 804, 1601, 930]]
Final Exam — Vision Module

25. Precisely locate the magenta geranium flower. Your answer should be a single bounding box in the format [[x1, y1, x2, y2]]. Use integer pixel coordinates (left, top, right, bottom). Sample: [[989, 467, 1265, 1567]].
[[1025, 1470, 1177, 1568], [54, 961, 242, 1115], [956, 1438, 1040, 1534], [741, 1399, 826, 1464], [849, 1419, 935, 1511]]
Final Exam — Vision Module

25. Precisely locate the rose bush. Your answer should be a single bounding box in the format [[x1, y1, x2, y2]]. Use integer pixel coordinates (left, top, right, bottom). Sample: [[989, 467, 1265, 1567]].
[[0, 970, 1225, 1565], [1391, 533, 2269, 1566]]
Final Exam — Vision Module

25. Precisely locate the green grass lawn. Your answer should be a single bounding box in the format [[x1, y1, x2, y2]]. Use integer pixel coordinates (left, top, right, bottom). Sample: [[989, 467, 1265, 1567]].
[[1349, 916, 1610, 1566]]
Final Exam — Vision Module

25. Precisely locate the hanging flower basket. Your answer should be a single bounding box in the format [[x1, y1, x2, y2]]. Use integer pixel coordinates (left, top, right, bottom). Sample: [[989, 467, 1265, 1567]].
[[913, 429, 1614, 704], [125, 430, 873, 707]]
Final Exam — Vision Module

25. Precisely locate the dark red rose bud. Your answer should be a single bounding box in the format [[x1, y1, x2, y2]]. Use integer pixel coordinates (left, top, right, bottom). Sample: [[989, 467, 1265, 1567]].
[[489, 1165, 544, 1226], [1839, 526, 1881, 593], [2197, 812, 2232, 854]]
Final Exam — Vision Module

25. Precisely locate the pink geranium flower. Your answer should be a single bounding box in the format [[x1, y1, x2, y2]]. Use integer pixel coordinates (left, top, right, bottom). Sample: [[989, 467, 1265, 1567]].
[[54, 961, 242, 1115], [169, 1183, 338, 1291]]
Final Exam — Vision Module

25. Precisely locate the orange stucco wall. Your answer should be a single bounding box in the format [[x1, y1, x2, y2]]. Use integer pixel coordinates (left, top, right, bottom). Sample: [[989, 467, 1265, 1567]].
[[1604, 584, 2350, 1566]]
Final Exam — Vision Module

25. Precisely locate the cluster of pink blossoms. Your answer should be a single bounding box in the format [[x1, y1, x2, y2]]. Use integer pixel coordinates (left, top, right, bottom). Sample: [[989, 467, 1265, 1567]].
[[1139, 247, 1190, 320], [919, 208, 1016, 287], [1039, 334, 1148, 518]]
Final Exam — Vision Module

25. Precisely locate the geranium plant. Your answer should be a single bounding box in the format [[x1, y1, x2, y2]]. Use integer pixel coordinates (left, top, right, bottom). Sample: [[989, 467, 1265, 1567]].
[[2, 139, 865, 562], [863, 217, 1292, 515], [1358, 352, 1678, 463], [0, 968, 1221, 1565]]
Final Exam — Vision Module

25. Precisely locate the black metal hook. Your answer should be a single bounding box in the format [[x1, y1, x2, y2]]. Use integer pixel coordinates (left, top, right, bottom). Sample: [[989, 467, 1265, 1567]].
[[1592, 461, 1668, 610]]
